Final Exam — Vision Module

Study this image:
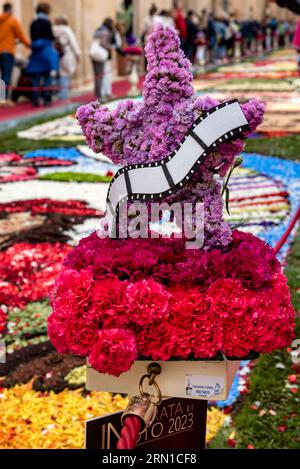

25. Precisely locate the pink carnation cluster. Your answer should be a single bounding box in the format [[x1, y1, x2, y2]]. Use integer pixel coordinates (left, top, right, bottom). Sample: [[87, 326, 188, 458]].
[[48, 231, 295, 376], [76, 25, 265, 248]]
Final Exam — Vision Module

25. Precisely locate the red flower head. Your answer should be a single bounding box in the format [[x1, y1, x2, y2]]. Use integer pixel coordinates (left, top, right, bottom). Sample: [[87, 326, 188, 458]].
[[89, 328, 137, 376], [48, 269, 98, 355], [126, 279, 170, 325]]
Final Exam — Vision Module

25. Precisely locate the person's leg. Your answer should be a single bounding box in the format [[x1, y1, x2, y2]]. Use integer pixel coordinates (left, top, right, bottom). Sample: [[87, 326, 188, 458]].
[[96, 61, 104, 101], [212, 39, 218, 63], [106, 62, 112, 97], [102, 61, 112, 99], [228, 38, 234, 58], [196, 45, 206, 65], [31, 74, 40, 106], [185, 41, 194, 61], [92, 61, 104, 101], [180, 38, 186, 53], [221, 45, 226, 62], [0, 53, 15, 99], [43, 73, 52, 105], [58, 75, 70, 100], [101, 62, 107, 99]]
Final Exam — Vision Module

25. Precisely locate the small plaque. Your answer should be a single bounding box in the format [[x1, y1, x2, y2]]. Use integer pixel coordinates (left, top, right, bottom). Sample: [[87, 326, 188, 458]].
[[86, 398, 207, 449], [185, 374, 225, 398]]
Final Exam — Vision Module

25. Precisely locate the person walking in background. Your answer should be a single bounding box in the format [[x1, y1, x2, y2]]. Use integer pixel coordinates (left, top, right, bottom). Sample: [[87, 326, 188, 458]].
[[141, 4, 158, 44], [214, 15, 227, 64], [100, 19, 121, 101], [174, 0, 187, 48], [195, 15, 207, 68], [141, 4, 159, 71], [207, 12, 217, 63], [278, 20, 288, 46], [185, 11, 199, 62], [27, 2, 59, 107], [227, 13, 239, 58], [89, 26, 109, 102], [0, 2, 30, 100], [154, 10, 175, 29], [241, 17, 256, 55], [53, 16, 81, 100], [90, 18, 122, 102]]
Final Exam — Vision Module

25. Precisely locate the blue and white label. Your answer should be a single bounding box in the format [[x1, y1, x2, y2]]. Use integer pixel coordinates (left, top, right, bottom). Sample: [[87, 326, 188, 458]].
[[185, 373, 225, 398]]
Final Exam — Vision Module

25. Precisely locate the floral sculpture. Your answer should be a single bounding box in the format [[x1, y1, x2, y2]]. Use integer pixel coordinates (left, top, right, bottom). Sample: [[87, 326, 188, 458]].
[[48, 26, 295, 377]]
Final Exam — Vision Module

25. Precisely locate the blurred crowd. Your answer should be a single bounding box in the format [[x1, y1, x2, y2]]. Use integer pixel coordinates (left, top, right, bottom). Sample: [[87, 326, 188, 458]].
[[0, 2, 81, 106], [141, 2, 297, 66], [0, 0, 300, 107]]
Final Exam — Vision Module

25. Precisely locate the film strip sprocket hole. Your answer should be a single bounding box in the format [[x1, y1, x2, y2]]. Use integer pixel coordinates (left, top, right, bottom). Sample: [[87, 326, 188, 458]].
[[106, 100, 250, 236]]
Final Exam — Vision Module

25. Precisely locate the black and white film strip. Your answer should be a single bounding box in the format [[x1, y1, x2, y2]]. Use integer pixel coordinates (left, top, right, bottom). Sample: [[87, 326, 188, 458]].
[[106, 99, 250, 236]]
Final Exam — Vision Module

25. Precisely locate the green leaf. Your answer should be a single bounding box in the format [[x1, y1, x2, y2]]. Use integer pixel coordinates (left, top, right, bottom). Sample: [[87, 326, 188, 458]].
[[225, 187, 230, 215], [222, 156, 243, 196]]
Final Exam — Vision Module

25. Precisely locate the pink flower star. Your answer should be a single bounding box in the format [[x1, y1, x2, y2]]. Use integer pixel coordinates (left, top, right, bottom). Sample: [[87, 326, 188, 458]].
[[77, 25, 265, 248]]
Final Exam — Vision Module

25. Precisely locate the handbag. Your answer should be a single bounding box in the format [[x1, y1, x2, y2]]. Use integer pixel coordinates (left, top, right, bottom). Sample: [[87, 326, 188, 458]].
[[89, 40, 109, 63], [54, 37, 65, 58]]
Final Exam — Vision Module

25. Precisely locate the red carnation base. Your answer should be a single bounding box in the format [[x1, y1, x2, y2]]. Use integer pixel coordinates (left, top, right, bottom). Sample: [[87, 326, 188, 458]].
[[48, 230, 295, 377]]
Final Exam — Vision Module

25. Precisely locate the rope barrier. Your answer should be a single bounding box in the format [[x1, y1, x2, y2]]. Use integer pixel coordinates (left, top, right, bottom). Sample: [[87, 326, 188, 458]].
[[6, 69, 112, 92], [117, 416, 142, 450], [274, 206, 300, 255], [117, 364, 161, 450]]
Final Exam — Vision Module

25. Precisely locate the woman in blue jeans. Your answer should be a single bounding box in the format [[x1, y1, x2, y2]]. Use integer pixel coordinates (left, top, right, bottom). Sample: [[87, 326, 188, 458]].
[[27, 39, 59, 106], [26, 2, 59, 107]]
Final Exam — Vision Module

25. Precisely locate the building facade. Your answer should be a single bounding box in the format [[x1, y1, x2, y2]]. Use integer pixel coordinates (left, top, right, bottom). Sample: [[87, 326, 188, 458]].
[[0, 0, 296, 90]]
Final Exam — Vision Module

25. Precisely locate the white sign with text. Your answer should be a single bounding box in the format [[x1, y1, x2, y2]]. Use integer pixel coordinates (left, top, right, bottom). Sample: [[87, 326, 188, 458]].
[[185, 373, 225, 398]]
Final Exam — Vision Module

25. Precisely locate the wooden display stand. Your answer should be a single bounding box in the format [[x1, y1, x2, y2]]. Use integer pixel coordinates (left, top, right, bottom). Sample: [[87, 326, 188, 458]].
[[87, 359, 240, 402], [85, 359, 240, 450]]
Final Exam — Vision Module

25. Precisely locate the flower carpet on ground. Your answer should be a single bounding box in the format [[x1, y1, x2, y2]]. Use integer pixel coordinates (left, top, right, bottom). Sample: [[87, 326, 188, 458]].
[[16, 83, 300, 144], [0, 150, 299, 447], [217, 57, 297, 75], [0, 383, 127, 449]]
